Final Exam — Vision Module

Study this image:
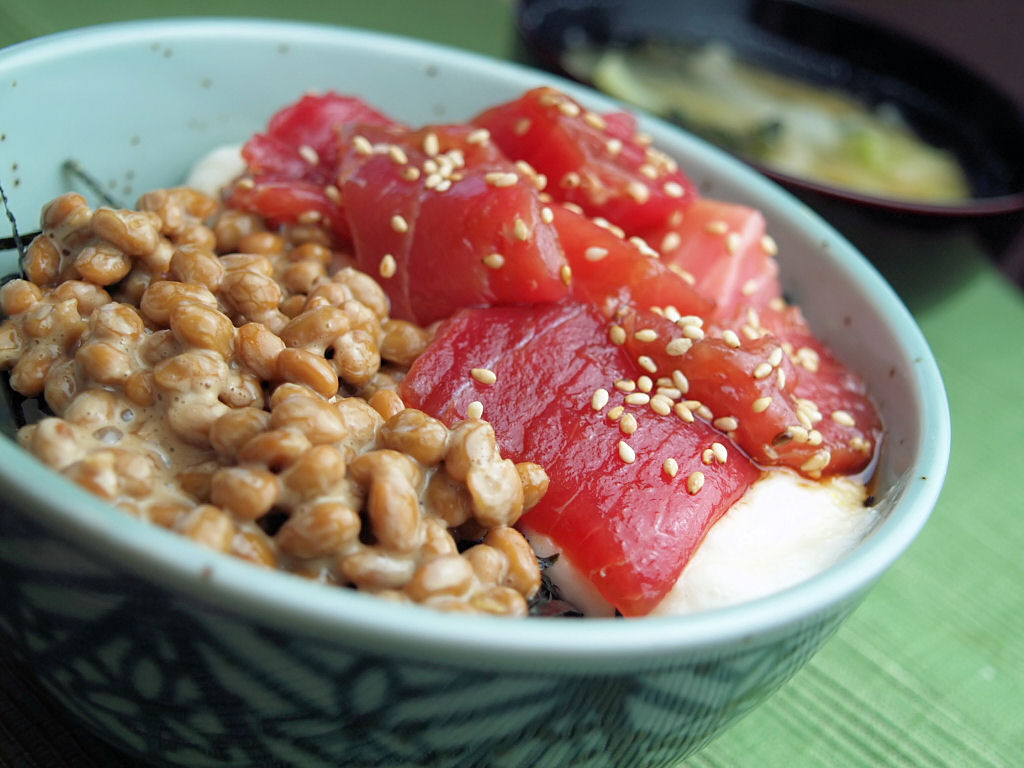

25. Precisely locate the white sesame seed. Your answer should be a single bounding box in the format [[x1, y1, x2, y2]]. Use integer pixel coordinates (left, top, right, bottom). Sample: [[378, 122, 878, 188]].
[[674, 403, 695, 423], [663, 458, 679, 477], [352, 135, 373, 155], [741, 278, 759, 296], [637, 355, 658, 373], [722, 329, 741, 348], [713, 416, 739, 432], [591, 388, 610, 411], [665, 338, 692, 357], [609, 324, 626, 346], [761, 234, 779, 255], [628, 236, 660, 258], [423, 132, 440, 156], [801, 449, 831, 474], [471, 367, 497, 385], [585, 111, 607, 130], [514, 117, 531, 135], [726, 232, 743, 255], [663, 181, 686, 198], [656, 386, 683, 400], [634, 328, 658, 343], [618, 440, 636, 464], [467, 401, 484, 420], [401, 166, 421, 181], [687, 471, 705, 494], [769, 347, 784, 368], [832, 410, 856, 427], [561, 172, 581, 188], [671, 369, 690, 394], [514, 217, 531, 241], [639, 163, 659, 179], [558, 100, 581, 117], [585, 246, 609, 262], [607, 405, 625, 421], [605, 137, 623, 155], [661, 231, 682, 253], [560, 264, 572, 285], [620, 413, 638, 435], [705, 219, 729, 235], [711, 442, 728, 463], [388, 145, 408, 165], [637, 376, 653, 393], [753, 362, 773, 379], [624, 392, 651, 406], [789, 425, 810, 443], [752, 396, 773, 413], [702, 448, 715, 465], [485, 171, 519, 188], [324, 184, 342, 203], [482, 253, 505, 269], [298, 144, 319, 165], [466, 128, 490, 145], [626, 180, 650, 204], [379, 254, 397, 279], [390, 214, 409, 234], [593, 218, 626, 238], [650, 394, 673, 416], [615, 378, 636, 392], [541, 206, 554, 224], [681, 324, 705, 341]]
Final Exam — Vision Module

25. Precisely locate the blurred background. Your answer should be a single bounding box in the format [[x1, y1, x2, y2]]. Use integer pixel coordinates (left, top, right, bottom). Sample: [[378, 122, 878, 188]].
[[829, 0, 1024, 283], [3, 0, 1022, 284]]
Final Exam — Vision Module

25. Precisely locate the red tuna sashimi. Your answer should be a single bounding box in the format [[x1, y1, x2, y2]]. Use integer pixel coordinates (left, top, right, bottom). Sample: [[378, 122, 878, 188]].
[[473, 86, 698, 234], [339, 123, 571, 325], [400, 301, 761, 616], [548, 203, 714, 320], [640, 197, 782, 321], [618, 306, 881, 477], [225, 92, 399, 239]]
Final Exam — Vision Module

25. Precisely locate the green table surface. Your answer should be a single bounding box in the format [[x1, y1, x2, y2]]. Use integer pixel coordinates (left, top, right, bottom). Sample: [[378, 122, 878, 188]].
[[1, 2, 1022, 767]]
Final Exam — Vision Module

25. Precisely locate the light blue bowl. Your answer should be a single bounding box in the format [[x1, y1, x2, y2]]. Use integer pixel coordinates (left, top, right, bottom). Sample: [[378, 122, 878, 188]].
[[0, 18, 950, 768]]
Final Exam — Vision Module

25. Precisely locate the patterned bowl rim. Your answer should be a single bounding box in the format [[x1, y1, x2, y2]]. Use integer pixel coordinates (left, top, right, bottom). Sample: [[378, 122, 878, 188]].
[[0, 18, 951, 668]]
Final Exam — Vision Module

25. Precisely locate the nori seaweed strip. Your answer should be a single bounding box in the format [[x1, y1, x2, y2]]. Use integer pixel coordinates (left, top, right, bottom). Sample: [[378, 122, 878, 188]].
[[61, 159, 122, 208], [529, 553, 584, 618], [0, 178, 33, 262]]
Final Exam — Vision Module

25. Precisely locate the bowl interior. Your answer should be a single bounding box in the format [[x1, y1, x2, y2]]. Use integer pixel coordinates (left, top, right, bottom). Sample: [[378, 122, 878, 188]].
[[516, 0, 1024, 215], [0, 18, 949, 663]]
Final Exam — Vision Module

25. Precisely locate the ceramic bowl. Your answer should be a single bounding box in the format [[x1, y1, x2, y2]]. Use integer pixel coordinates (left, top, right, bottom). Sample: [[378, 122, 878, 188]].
[[0, 18, 949, 768], [516, 0, 1024, 286]]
